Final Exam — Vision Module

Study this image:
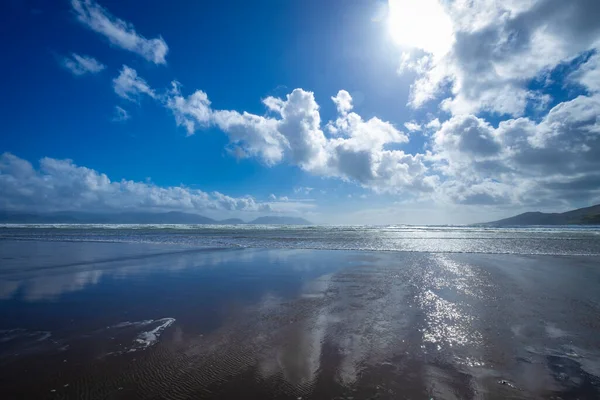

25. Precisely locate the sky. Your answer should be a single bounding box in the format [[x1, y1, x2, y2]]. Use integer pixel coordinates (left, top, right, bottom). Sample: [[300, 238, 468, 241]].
[[1, 0, 600, 224]]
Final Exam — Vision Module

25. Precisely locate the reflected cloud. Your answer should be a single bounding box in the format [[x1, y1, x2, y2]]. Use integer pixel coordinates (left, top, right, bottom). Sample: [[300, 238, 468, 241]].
[[0, 242, 333, 302], [0, 243, 267, 301], [23, 270, 103, 301]]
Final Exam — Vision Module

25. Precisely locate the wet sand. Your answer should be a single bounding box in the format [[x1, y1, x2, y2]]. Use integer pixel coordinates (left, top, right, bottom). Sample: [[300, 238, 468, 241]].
[[0, 241, 599, 399]]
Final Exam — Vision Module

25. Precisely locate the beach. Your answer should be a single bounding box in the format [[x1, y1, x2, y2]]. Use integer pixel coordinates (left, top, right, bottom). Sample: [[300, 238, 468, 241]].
[[1, 227, 599, 399]]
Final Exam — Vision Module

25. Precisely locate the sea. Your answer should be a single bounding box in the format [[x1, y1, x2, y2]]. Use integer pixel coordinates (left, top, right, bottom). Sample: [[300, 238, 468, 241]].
[[0, 225, 599, 399], [2, 224, 600, 254]]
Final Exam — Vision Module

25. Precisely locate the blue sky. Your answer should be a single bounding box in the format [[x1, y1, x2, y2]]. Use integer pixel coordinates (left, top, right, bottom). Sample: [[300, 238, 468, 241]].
[[1, 0, 600, 224]]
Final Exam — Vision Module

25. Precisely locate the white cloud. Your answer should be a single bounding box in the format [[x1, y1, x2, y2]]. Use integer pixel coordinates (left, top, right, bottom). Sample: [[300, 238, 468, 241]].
[[117, 68, 406, 189], [331, 90, 353, 114], [384, 0, 600, 206], [160, 78, 287, 163], [161, 83, 432, 194], [430, 94, 600, 205], [210, 191, 271, 212], [400, 0, 600, 116], [61, 53, 105, 75], [438, 179, 515, 206], [294, 187, 314, 195], [166, 82, 212, 135], [113, 65, 156, 101], [270, 89, 330, 171], [72, 0, 168, 64], [571, 52, 600, 93], [397, 53, 433, 76], [213, 89, 431, 193], [434, 115, 501, 160], [266, 194, 290, 202], [426, 118, 441, 130], [0, 153, 276, 214], [212, 109, 286, 165], [112, 105, 130, 122], [114, 69, 429, 194], [404, 122, 421, 132], [111, 59, 600, 207]]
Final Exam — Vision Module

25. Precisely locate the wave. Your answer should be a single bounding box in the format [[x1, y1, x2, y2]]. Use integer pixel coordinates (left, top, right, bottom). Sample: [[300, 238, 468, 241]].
[[2, 223, 599, 232], [1, 225, 599, 256], [0, 318, 176, 363], [132, 318, 176, 350], [105, 318, 176, 353]]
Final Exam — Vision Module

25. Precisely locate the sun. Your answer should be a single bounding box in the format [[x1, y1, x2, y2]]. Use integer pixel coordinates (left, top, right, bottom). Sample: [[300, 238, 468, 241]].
[[387, 0, 454, 57]]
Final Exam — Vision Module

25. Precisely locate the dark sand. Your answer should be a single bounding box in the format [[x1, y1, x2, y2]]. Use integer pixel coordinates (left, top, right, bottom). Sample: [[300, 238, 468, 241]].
[[0, 241, 599, 399]]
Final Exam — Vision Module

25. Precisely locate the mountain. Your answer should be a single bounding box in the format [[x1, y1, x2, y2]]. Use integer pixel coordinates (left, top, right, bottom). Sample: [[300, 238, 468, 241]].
[[249, 216, 312, 225], [0, 211, 312, 225], [482, 204, 600, 226]]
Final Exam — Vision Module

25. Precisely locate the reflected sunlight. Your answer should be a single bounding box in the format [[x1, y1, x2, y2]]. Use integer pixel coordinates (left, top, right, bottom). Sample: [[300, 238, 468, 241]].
[[387, 0, 454, 57]]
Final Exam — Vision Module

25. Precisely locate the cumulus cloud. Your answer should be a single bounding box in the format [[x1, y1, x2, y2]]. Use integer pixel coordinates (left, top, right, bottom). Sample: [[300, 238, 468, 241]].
[[0, 153, 273, 214], [404, 122, 421, 132], [426, 118, 441, 130], [130, 74, 430, 194], [323, 93, 431, 192], [213, 109, 287, 165], [210, 191, 271, 212], [430, 94, 600, 205], [166, 82, 212, 135], [60, 53, 105, 75], [434, 115, 501, 161], [331, 90, 353, 114], [164, 84, 431, 194], [438, 179, 516, 206], [110, 56, 600, 207], [402, 0, 600, 116], [272, 89, 330, 171], [72, 0, 168, 64], [113, 65, 156, 101], [380, 1, 600, 206]]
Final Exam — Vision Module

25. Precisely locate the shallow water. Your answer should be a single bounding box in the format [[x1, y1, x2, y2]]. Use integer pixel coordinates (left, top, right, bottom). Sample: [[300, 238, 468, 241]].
[[0, 227, 599, 399]]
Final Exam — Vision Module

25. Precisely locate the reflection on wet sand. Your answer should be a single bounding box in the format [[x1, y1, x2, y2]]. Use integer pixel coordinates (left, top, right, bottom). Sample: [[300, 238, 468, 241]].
[[0, 245, 599, 399], [0, 243, 299, 301]]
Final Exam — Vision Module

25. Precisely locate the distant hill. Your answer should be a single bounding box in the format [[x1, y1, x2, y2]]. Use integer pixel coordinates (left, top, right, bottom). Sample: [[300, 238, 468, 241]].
[[482, 204, 600, 226], [0, 211, 312, 225], [249, 216, 312, 225]]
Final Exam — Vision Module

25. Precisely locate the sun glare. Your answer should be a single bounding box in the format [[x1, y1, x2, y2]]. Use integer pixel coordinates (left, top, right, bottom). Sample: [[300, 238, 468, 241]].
[[387, 0, 454, 57]]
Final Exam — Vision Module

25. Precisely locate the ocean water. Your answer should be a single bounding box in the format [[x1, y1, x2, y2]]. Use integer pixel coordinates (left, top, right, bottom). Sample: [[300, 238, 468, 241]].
[[2, 224, 600, 255], [0, 225, 599, 399]]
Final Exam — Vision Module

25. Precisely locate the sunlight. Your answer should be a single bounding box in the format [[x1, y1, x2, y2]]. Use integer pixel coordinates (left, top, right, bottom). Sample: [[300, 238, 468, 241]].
[[387, 0, 454, 57]]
